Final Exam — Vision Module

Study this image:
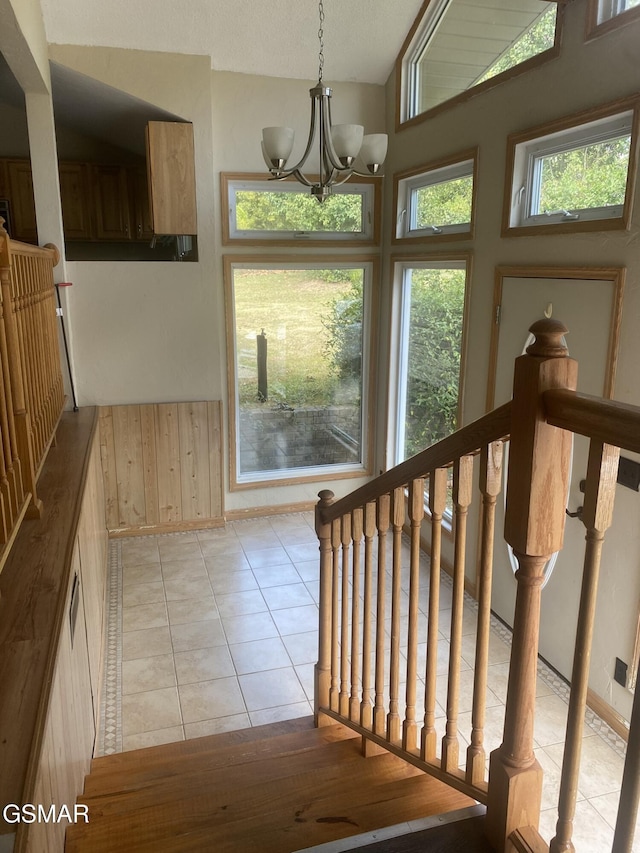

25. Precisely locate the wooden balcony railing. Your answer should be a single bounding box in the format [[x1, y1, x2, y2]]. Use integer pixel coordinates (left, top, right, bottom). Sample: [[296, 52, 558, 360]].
[[0, 219, 64, 572], [314, 318, 640, 852]]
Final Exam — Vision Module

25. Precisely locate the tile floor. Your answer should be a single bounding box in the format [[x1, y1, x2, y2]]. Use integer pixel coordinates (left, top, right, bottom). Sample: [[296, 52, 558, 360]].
[[97, 512, 637, 852]]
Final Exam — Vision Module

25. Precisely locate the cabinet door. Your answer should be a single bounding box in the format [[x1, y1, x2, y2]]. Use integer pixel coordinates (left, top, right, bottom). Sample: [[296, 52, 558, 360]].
[[146, 121, 197, 235], [92, 164, 131, 240], [130, 166, 154, 241], [59, 163, 93, 240], [7, 159, 37, 244]]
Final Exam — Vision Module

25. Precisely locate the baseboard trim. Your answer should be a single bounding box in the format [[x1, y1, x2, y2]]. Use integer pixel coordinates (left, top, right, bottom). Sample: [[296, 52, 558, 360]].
[[108, 517, 225, 538], [587, 688, 629, 743], [225, 501, 315, 521]]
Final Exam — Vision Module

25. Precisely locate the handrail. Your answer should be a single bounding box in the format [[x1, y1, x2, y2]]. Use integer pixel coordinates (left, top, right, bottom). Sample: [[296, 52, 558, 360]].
[[320, 401, 512, 523], [544, 389, 640, 454]]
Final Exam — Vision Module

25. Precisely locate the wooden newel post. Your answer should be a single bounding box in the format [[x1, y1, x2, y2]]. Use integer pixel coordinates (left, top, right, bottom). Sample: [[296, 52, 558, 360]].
[[315, 489, 335, 727], [486, 319, 577, 851]]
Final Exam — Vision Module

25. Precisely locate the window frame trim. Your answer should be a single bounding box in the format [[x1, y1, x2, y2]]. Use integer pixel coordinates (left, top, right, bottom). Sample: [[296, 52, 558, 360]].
[[394, 0, 564, 131], [223, 253, 378, 491], [502, 96, 640, 238], [586, 0, 640, 39], [393, 150, 478, 244], [220, 173, 381, 247]]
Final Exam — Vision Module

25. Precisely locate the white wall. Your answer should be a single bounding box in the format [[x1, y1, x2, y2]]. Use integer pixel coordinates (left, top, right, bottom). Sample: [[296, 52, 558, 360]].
[[380, 0, 640, 720]]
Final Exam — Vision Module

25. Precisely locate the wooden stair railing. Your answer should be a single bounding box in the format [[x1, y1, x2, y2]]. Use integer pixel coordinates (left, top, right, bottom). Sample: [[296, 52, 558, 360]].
[[314, 318, 640, 853], [0, 219, 64, 573]]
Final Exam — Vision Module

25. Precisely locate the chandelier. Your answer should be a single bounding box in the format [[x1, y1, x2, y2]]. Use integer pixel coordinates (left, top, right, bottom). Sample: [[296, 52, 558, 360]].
[[261, 0, 388, 202]]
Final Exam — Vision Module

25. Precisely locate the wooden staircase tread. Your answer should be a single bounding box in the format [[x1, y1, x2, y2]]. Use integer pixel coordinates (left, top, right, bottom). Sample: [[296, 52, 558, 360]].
[[66, 727, 474, 853], [80, 737, 385, 815], [84, 722, 358, 793]]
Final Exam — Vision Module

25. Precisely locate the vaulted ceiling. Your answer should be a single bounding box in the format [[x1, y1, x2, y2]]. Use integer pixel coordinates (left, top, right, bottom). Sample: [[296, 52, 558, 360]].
[[38, 0, 426, 86]]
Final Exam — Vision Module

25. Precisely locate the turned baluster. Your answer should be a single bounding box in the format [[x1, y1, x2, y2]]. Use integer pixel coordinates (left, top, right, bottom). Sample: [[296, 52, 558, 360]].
[[373, 493, 390, 736], [421, 467, 447, 762], [387, 486, 405, 744], [330, 517, 341, 712], [315, 489, 335, 724], [360, 501, 376, 730], [403, 477, 424, 752], [442, 454, 473, 774], [486, 319, 577, 851], [339, 512, 352, 716], [550, 440, 619, 852], [350, 507, 363, 722], [467, 441, 503, 785]]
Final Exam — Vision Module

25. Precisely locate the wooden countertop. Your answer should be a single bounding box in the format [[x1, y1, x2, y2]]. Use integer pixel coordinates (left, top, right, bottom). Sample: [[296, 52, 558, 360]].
[[0, 407, 97, 830]]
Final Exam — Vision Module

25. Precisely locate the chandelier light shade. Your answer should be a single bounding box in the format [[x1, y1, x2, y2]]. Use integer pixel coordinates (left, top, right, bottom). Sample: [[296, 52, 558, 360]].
[[261, 0, 388, 201]]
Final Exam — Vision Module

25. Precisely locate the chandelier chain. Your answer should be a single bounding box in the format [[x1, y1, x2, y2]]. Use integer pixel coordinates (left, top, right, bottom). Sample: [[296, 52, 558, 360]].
[[318, 0, 325, 82]]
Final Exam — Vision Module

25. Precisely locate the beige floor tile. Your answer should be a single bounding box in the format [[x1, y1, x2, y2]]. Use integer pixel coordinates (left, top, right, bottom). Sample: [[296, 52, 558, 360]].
[[261, 582, 315, 611], [205, 551, 251, 573], [245, 546, 292, 568], [271, 604, 318, 636], [184, 714, 251, 739], [239, 532, 283, 551], [122, 601, 168, 633], [122, 686, 182, 736], [120, 539, 160, 567], [294, 663, 315, 701], [168, 596, 219, 625], [294, 560, 319, 581], [590, 790, 640, 845], [284, 542, 320, 563], [170, 618, 227, 652], [164, 575, 213, 601], [158, 539, 202, 561], [215, 589, 268, 618], [274, 526, 317, 545], [179, 676, 246, 723], [533, 693, 571, 748], [196, 527, 239, 542], [122, 653, 176, 695], [122, 581, 165, 607], [209, 570, 258, 594], [122, 625, 173, 661], [161, 558, 208, 582], [282, 630, 318, 665], [239, 667, 307, 711], [200, 537, 245, 557], [221, 611, 279, 644], [545, 733, 625, 799], [175, 646, 235, 684], [122, 564, 163, 587], [251, 564, 302, 588], [229, 637, 291, 675], [249, 702, 313, 726], [123, 726, 184, 751]]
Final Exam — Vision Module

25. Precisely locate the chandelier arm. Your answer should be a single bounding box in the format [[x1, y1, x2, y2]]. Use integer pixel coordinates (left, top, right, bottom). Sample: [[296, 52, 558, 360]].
[[321, 93, 349, 173], [280, 91, 319, 176]]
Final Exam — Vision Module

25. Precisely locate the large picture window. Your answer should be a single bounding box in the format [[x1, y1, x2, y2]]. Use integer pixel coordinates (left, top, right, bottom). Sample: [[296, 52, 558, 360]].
[[389, 257, 469, 466], [398, 0, 560, 125], [225, 257, 375, 488]]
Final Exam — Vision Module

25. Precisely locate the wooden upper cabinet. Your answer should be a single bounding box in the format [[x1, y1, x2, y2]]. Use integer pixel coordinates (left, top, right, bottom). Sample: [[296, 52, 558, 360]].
[[7, 159, 37, 244], [129, 166, 154, 241], [59, 163, 93, 240], [146, 121, 197, 236], [92, 165, 132, 240]]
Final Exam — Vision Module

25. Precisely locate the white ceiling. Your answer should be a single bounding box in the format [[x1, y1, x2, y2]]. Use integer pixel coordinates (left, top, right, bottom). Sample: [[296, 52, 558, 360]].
[[38, 0, 424, 86]]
